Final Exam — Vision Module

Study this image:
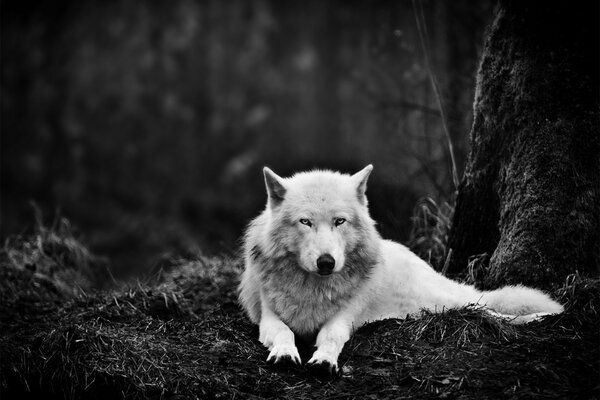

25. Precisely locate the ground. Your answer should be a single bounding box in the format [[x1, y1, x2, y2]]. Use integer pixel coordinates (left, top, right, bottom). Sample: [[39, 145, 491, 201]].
[[0, 222, 598, 399]]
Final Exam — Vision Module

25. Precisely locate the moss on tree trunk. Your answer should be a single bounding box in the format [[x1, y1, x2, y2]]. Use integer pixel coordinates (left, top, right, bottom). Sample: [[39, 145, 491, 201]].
[[447, 0, 599, 289]]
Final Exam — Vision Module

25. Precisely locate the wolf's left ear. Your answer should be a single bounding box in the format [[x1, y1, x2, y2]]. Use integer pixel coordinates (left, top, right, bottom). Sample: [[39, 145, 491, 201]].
[[351, 164, 373, 204], [263, 167, 287, 207]]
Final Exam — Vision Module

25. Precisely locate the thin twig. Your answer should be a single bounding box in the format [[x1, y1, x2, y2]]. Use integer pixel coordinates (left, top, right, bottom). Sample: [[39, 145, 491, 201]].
[[441, 248, 453, 276], [412, 0, 459, 190], [375, 99, 443, 118]]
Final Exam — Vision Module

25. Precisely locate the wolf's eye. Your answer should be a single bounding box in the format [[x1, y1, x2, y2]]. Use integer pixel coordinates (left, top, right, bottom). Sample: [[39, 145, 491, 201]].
[[334, 218, 346, 227], [299, 218, 312, 227]]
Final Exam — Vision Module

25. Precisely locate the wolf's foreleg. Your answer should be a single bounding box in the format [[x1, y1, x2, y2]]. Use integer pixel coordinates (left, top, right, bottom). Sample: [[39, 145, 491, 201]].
[[307, 313, 353, 378], [259, 294, 301, 366]]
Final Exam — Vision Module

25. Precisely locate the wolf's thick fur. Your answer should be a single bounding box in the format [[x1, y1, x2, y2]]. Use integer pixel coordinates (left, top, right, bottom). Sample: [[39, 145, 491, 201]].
[[239, 166, 563, 376]]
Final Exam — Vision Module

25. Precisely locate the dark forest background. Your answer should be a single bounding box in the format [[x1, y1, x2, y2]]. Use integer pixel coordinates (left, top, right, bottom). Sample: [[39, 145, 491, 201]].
[[1, 0, 493, 274]]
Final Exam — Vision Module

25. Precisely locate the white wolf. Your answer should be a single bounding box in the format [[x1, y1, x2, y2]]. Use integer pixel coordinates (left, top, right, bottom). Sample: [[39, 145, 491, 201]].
[[239, 165, 563, 377]]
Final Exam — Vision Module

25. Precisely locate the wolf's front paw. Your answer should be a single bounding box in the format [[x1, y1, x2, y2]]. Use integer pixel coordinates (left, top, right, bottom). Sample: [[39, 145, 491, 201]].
[[266, 344, 301, 367], [307, 352, 339, 379]]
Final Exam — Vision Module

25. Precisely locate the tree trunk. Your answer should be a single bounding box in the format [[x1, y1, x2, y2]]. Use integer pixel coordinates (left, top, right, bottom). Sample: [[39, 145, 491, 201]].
[[447, 0, 599, 290]]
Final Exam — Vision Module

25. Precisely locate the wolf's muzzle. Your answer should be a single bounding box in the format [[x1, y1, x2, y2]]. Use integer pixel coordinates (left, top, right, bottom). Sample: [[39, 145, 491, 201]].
[[317, 254, 335, 276]]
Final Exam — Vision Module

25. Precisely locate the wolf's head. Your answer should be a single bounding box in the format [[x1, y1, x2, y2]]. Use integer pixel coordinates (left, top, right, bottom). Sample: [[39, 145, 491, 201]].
[[261, 165, 378, 277]]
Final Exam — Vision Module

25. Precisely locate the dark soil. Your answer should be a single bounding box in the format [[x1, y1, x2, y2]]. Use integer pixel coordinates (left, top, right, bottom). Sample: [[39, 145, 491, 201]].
[[1, 225, 598, 399]]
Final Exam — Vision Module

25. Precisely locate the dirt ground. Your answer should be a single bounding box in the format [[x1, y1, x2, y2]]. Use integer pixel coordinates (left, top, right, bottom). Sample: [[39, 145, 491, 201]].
[[1, 225, 598, 399]]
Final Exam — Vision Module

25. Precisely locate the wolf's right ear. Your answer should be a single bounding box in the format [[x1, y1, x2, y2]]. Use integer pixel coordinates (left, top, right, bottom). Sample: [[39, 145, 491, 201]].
[[263, 167, 286, 206], [351, 164, 373, 204]]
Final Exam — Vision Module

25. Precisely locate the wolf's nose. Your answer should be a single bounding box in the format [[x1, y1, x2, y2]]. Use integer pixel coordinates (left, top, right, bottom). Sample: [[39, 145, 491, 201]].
[[317, 254, 335, 275]]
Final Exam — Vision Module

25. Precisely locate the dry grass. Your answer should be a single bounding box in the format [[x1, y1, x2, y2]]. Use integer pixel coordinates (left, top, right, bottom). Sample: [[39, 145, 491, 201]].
[[1, 220, 598, 399], [3, 212, 110, 295], [408, 196, 454, 272]]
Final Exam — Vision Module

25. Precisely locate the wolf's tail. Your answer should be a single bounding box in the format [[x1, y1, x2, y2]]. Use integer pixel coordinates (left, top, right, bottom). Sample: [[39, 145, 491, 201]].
[[478, 285, 563, 324]]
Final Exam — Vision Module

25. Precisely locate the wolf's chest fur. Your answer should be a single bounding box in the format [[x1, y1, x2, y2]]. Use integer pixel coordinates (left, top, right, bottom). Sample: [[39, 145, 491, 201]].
[[261, 262, 364, 336]]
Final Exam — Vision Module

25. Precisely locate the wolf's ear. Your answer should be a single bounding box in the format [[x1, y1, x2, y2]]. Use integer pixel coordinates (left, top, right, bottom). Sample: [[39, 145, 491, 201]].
[[263, 167, 287, 206], [351, 164, 373, 204]]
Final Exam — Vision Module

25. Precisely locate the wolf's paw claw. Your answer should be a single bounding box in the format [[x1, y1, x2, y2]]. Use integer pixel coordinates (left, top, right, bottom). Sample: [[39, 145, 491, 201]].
[[307, 359, 339, 379], [266, 346, 301, 367], [267, 354, 300, 367]]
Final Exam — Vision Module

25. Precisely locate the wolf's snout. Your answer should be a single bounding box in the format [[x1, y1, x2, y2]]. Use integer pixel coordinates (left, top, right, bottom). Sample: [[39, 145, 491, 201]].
[[317, 254, 335, 276]]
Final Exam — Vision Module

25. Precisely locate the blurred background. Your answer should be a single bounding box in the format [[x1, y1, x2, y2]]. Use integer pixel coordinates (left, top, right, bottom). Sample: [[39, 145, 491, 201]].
[[1, 0, 492, 274]]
